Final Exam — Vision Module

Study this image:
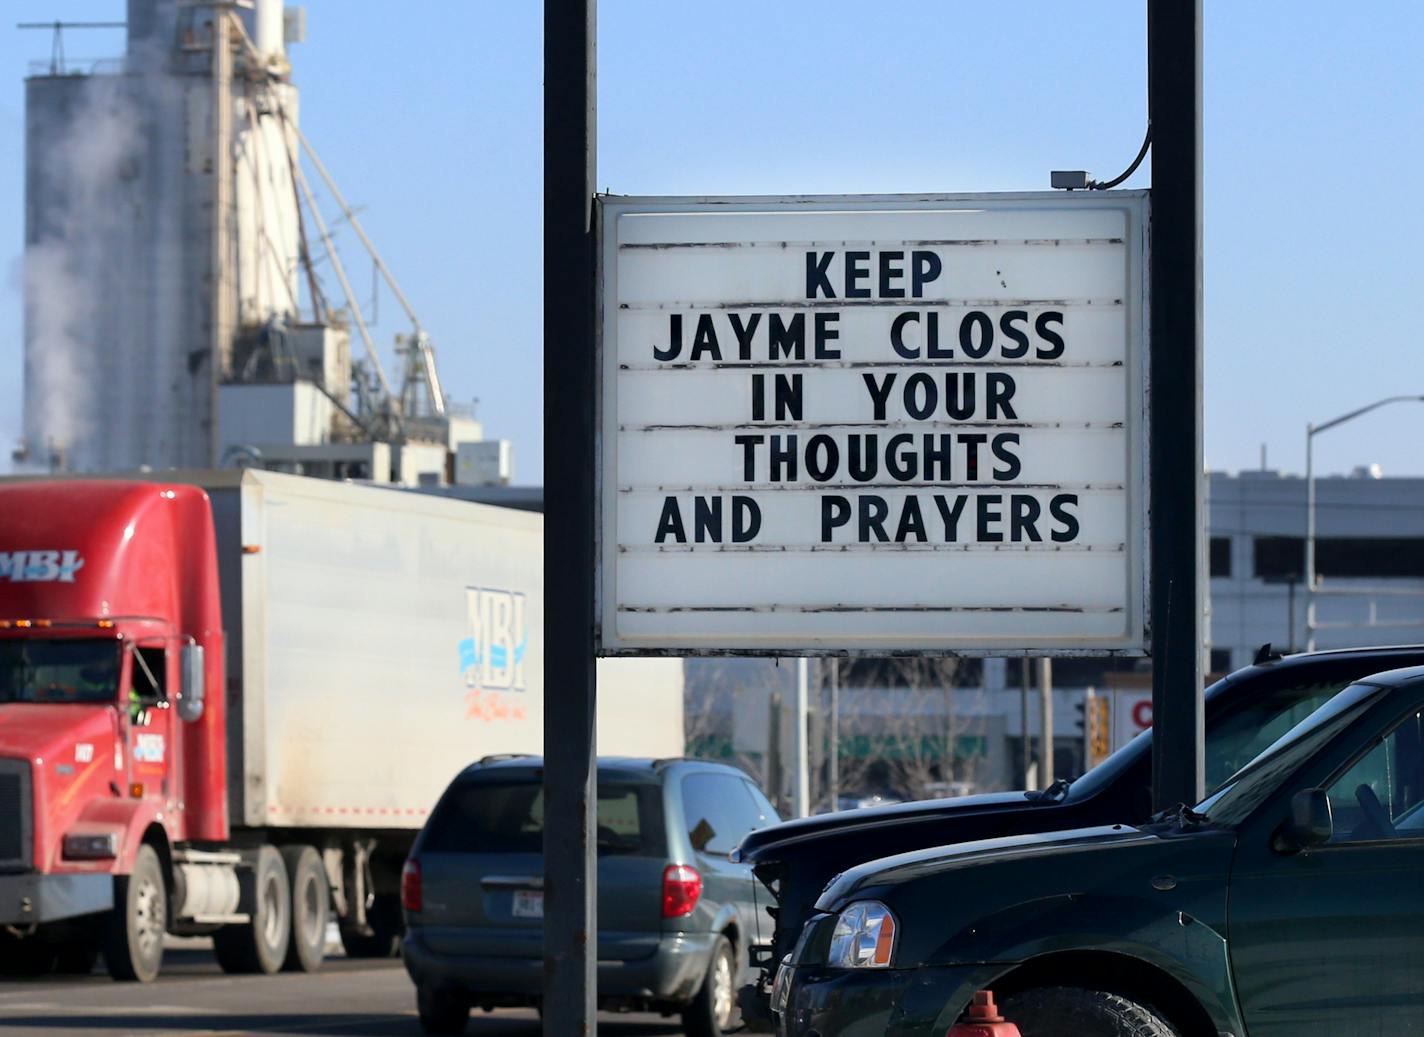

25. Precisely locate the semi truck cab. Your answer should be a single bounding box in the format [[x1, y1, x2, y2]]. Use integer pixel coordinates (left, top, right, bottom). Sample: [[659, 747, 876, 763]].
[[0, 481, 223, 980]]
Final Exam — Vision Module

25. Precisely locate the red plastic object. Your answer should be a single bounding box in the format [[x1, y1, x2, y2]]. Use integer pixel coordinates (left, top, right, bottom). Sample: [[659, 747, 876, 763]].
[[945, 990, 1022, 1037], [401, 858, 423, 912]]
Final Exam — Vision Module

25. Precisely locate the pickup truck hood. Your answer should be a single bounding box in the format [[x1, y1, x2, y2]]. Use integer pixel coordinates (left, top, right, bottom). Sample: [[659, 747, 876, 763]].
[[811, 821, 1236, 972], [818, 823, 1159, 910], [735, 790, 1033, 862]]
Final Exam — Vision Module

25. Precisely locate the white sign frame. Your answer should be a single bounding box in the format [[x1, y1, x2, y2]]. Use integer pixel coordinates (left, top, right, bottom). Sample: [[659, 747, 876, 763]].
[[596, 192, 1150, 657]]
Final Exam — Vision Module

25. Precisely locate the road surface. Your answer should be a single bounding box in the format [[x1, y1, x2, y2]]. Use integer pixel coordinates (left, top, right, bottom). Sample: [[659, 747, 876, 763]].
[[0, 945, 687, 1037]]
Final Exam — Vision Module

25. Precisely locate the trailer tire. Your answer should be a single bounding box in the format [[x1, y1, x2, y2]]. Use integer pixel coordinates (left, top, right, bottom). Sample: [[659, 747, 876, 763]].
[[214, 846, 291, 975], [339, 893, 402, 958], [999, 987, 1179, 1037], [103, 843, 167, 983], [280, 845, 329, 973]]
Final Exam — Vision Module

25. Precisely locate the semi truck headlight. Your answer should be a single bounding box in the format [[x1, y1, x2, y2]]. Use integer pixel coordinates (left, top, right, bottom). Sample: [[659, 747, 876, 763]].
[[62, 832, 119, 860], [827, 900, 897, 968]]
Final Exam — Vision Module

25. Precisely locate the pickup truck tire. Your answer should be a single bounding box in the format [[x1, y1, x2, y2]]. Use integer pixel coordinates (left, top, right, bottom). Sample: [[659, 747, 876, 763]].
[[682, 934, 740, 1037], [214, 846, 291, 975], [339, 893, 402, 958], [1000, 987, 1178, 1037], [280, 845, 329, 973], [103, 844, 167, 983]]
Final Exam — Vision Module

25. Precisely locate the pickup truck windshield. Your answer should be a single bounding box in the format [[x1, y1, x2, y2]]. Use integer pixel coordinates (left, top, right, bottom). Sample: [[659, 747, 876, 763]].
[[0, 639, 120, 705], [1196, 681, 1383, 826]]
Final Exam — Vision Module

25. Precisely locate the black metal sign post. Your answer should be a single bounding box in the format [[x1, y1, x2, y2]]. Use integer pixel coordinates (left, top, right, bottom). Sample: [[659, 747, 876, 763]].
[[1148, 0, 1206, 811], [543, 0, 598, 1033]]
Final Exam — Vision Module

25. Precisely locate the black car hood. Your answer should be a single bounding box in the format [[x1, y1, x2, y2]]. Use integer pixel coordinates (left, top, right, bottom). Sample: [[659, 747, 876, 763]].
[[817, 823, 1157, 910], [734, 790, 1035, 863]]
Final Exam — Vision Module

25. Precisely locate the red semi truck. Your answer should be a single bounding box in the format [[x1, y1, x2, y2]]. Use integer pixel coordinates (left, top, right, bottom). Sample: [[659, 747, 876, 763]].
[[0, 471, 682, 981]]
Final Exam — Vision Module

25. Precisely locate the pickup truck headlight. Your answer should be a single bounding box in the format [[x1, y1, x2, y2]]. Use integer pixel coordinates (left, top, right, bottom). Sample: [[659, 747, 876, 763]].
[[827, 900, 897, 968]]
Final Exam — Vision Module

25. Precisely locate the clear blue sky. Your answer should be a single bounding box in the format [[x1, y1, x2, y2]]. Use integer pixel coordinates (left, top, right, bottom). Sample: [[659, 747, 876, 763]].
[[3, 2, 1421, 485]]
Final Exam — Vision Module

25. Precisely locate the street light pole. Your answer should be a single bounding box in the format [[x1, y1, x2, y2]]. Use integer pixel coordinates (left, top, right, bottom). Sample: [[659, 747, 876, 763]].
[[1305, 395, 1424, 651]]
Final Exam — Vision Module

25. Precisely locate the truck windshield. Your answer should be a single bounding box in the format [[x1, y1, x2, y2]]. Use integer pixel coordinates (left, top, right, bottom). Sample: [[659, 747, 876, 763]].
[[0, 639, 120, 705], [1195, 681, 1383, 827]]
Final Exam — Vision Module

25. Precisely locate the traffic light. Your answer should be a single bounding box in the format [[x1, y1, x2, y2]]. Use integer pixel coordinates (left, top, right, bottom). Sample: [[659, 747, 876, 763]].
[[1079, 690, 1112, 768]]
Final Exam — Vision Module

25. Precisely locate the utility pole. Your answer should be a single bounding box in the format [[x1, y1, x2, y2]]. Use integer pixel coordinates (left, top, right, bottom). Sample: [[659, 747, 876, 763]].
[[1020, 658, 1031, 786], [209, 6, 235, 467], [828, 659, 840, 809], [793, 659, 810, 817], [1148, 0, 1206, 811], [543, 0, 597, 1033], [1038, 657, 1054, 787]]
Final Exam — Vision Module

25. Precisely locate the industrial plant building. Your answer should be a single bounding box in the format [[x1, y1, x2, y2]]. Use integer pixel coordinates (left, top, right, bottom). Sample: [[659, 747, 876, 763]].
[[18, 0, 511, 487]]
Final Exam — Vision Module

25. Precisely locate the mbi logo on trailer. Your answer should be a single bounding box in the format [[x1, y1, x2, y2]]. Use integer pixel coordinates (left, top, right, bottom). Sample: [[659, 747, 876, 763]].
[[459, 587, 528, 692], [0, 550, 85, 583]]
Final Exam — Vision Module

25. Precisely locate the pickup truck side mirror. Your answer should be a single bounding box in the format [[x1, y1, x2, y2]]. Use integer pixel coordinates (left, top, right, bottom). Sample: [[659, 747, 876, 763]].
[[177, 644, 205, 723], [1277, 788, 1332, 853]]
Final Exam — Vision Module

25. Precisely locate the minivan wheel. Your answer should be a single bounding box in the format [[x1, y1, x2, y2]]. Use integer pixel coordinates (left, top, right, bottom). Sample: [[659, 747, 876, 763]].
[[683, 934, 739, 1037], [417, 983, 469, 1036], [1000, 987, 1179, 1037]]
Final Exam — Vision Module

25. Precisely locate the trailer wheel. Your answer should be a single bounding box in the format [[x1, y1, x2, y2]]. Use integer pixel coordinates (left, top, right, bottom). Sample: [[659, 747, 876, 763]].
[[214, 846, 291, 975], [339, 893, 403, 958], [103, 843, 167, 983], [280, 845, 329, 973], [999, 987, 1179, 1037]]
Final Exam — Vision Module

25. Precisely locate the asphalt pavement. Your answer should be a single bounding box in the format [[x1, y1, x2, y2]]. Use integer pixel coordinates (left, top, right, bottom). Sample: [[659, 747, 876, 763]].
[[0, 943, 686, 1037]]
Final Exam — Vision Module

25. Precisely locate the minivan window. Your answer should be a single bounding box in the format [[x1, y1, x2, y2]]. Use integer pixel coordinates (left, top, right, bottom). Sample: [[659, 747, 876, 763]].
[[683, 773, 762, 856], [422, 779, 665, 856]]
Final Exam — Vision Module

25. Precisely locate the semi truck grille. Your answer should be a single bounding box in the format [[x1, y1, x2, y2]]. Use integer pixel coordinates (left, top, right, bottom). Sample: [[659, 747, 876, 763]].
[[0, 758, 32, 871]]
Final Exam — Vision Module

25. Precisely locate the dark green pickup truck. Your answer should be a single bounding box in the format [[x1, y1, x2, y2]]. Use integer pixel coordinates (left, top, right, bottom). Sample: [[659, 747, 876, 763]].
[[775, 664, 1424, 1037]]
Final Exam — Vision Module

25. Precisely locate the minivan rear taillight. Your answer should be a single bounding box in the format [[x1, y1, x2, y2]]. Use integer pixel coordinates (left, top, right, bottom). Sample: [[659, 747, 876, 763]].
[[662, 863, 702, 918], [401, 858, 422, 912]]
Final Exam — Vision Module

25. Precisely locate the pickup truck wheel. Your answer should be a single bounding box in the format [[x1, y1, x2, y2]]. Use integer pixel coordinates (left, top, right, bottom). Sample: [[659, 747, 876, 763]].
[[339, 893, 402, 958], [1000, 987, 1178, 1037], [214, 846, 291, 975], [682, 934, 740, 1037], [280, 845, 329, 973], [417, 983, 470, 1035], [103, 844, 166, 983]]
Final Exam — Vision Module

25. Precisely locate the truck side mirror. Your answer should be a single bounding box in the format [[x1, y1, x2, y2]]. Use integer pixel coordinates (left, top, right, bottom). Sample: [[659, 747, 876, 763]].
[[178, 644, 205, 723], [1277, 788, 1332, 853]]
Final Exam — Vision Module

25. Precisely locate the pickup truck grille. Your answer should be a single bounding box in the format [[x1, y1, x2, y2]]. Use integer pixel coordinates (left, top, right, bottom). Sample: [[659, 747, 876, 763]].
[[0, 758, 32, 871]]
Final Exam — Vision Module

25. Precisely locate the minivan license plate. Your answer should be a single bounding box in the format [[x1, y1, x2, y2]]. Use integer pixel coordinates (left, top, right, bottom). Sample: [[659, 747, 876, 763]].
[[512, 890, 544, 919]]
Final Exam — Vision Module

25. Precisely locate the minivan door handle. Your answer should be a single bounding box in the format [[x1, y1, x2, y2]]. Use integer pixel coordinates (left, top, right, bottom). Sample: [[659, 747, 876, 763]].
[[480, 875, 545, 890]]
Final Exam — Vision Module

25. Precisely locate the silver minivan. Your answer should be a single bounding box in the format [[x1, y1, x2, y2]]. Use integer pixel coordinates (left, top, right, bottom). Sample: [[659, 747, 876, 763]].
[[401, 755, 779, 1035]]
